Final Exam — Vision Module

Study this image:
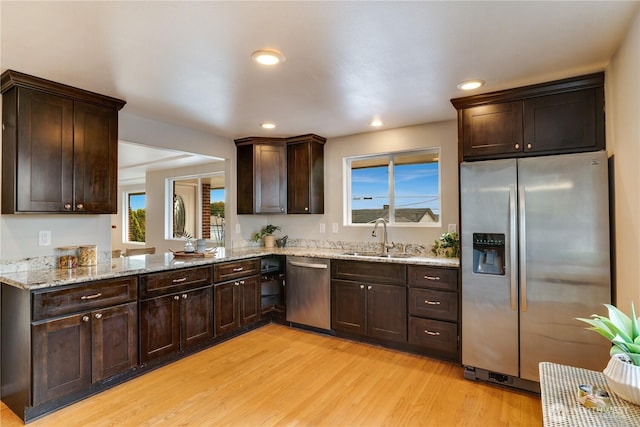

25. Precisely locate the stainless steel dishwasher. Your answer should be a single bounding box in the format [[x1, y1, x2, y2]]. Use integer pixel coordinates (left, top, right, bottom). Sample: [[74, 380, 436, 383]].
[[286, 256, 331, 330]]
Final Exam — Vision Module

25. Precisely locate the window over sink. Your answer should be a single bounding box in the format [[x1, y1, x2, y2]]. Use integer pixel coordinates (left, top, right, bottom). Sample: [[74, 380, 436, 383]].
[[344, 148, 440, 227]]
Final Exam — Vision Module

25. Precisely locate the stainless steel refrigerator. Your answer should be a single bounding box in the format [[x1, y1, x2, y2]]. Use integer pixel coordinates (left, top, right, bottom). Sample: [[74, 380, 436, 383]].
[[460, 151, 611, 392]]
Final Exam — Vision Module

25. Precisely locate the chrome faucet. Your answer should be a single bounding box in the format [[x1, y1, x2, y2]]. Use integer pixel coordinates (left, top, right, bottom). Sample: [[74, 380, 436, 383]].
[[372, 218, 394, 253]]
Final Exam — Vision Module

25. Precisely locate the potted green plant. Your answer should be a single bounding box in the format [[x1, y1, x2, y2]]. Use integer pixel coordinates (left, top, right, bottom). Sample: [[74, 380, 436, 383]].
[[431, 231, 459, 258], [577, 303, 640, 404], [252, 224, 281, 248]]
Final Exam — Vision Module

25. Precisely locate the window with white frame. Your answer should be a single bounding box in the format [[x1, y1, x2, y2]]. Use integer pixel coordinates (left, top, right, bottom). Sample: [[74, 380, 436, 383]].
[[345, 148, 440, 226], [168, 173, 225, 246], [125, 192, 146, 243]]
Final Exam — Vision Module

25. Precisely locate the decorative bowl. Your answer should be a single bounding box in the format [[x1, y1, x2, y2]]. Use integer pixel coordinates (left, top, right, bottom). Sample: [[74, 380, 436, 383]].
[[603, 353, 640, 405]]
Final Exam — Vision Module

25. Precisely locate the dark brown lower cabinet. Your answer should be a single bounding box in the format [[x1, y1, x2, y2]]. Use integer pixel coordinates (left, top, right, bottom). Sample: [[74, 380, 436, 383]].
[[140, 286, 213, 363], [214, 275, 260, 336], [332, 279, 407, 343], [32, 302, 137, 405]]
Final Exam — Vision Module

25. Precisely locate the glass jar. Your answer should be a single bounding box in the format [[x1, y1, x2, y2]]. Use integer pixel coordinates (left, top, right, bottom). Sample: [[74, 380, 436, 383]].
[[78, 245, 97, 266], [57, 246, 78, 269]]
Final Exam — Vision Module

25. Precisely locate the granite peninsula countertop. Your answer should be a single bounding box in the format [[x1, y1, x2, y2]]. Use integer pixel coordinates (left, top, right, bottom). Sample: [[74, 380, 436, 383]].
[[0, 247, 459, 291]]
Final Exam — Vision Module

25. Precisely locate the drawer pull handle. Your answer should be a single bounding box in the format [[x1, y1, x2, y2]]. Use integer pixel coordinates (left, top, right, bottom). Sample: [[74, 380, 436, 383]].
[[424, 275, 440, 281], [94, 313, 103, 319], [424, 330, 441, 336], [80, 293, 102, 300], [172, 277, 187, 283], [425, 300, 441, 305], [232, 267, 244, 272]]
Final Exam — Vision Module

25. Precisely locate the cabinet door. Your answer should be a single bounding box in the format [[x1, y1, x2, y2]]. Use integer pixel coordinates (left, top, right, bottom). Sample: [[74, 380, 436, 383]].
[[15, 87, 74, 213], [462, 101, 523, 159], [214, 282, 239, 335], [523, 89, 601, 154], [73, 101, 118, 213], [91, 302, 138, 382], [366, 283, 407, 343], [331, 279, 366, 335], [239, 276, 260, 326], [181, 287, 214, 348], [255, 144, 286, 213], [287, 140, 324, 214], [32, 314, 91, 405], [140, 295, 181, 363]]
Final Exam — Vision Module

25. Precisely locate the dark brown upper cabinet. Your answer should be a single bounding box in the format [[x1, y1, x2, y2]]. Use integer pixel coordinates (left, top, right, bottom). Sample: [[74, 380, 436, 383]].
[[451, 72, 604, 161], [1, 70, 125, 214], [286, 134, 325, 214], [235, 134, 325, 214]]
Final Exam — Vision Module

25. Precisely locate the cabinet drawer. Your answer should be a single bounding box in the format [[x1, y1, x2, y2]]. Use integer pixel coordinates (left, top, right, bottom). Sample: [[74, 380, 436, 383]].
[[140, 266, 212, 299], [331, 260, 406, 285], [214, 258, 260, 283], [32, 277, 137, 321], [407, 266, 458, 290], [408, 317, 458, 355], [408, 288, 457, 322]]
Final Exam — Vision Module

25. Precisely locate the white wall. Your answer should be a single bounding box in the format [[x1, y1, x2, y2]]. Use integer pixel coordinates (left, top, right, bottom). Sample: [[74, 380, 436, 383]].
[[606, 6, 640, 311], [233, 120, 459, 250]]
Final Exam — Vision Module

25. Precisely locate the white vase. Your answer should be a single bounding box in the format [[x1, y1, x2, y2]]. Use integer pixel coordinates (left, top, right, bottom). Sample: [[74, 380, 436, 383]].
[[603, 353, 640, 405], [263, 235, 276, 248]]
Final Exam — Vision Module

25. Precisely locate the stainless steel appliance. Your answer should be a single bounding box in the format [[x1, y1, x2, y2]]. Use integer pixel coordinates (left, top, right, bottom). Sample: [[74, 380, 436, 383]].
[[461, 151, 611, 392], [286, 256, 331, 330]]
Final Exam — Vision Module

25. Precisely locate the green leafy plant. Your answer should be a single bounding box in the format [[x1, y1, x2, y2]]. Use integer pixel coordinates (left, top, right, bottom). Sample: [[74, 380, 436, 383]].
[[431, 231, 459, 258], [251, 224, 281, 242], [576, 303, 640, 365]]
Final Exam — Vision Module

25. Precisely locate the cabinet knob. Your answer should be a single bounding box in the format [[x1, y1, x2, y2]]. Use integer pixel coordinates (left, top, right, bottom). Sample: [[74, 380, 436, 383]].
[[174, 295, 180, 300], [240, 280, 245, 285], [424, 330, 440, 336], [82, 315, 90, 322], [182, 294, 188, 299], [281, 208, 285, 212], [94, 313, 103, 319], [526, 143, 532, 150], [304, 207, 309, 211], [367, 285, 372, 290], [64, 203, 72, 210], [76, 203, 84, 210], [234, 282, 240, 286], [514, 143, 520, 150], [360, 284, 365, 289]]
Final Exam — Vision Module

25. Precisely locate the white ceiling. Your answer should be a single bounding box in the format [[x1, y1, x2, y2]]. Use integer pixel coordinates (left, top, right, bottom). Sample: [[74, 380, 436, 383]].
[[1, 1, 638, 183]]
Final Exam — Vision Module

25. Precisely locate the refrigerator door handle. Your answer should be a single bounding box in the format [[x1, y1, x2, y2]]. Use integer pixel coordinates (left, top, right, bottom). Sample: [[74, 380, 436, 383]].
[[509, 184, 518, 311], [518, 186, 528, 312]]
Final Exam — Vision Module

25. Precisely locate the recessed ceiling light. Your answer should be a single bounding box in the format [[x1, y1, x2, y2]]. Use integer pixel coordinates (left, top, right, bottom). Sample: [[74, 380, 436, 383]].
[[251, 49, 285, 65], [457, 79, 485, 90], [370, 119, 383, 127], [260, 122, 276, 129]]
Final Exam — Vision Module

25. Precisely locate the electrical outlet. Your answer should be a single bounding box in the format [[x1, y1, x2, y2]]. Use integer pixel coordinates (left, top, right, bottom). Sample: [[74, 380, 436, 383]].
[[332, 223, 339, 233], [448, 224, 457, 234], [319, 223, 326, 233], [39, 230, 51, 246]]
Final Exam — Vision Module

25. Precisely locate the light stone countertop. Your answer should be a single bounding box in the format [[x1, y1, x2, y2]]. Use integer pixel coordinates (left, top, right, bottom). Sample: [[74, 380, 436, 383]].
[[0, 247, 459, 291]]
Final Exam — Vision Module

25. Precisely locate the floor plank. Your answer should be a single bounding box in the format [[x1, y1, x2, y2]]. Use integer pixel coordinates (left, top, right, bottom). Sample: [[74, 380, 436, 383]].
[[1, 324, 541, 426]]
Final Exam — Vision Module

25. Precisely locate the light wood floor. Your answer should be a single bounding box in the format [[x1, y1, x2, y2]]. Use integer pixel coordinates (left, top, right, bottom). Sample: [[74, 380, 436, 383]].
[[1, 324, 541, 426]]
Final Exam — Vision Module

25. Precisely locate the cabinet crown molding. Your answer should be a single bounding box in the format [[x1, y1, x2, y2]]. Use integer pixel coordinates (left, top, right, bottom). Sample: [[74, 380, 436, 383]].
[[1, 69, 126, 110]]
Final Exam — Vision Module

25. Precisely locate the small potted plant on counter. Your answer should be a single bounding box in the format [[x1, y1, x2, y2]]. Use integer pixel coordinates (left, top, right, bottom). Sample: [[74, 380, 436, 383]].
[[431, 231, 459, 258], [577, 303, 640, 404], [252, 224, 281, 248]]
